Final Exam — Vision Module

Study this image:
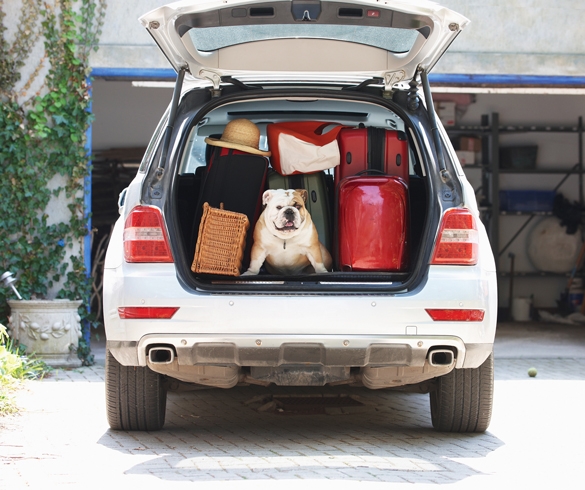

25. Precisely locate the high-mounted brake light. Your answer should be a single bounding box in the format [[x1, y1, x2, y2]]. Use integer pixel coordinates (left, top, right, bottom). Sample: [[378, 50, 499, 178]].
[[123, 205, 174, 263], [118, 307, 179, 319], [431, 208, 478, 265], [426, 309, 485, 322]]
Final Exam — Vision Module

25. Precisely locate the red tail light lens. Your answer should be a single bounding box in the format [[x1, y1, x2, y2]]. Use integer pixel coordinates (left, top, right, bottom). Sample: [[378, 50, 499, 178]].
[[431, 208, 478, 265], [123, 206, 173, 263], [426, 309, 485, 322], [118, 307, 179, 319]]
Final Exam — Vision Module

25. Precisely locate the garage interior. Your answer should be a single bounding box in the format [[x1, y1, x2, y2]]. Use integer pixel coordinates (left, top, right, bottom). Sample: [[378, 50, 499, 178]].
[[90, 78, 585, 323]]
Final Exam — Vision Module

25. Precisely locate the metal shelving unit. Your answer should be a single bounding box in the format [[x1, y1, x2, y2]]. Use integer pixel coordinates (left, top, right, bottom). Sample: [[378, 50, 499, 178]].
[[449, 113, 584, 274]]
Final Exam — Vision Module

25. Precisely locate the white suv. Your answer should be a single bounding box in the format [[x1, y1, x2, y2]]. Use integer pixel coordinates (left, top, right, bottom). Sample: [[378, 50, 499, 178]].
[[103, 0, 497, 432]]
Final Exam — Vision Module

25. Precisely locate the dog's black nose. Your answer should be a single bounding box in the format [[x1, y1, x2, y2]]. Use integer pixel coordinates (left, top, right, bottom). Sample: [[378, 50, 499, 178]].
[[283, 208, 295, 218]]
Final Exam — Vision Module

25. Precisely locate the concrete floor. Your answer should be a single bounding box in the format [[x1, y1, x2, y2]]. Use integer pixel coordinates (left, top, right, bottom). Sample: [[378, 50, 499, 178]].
[[2, 320, 584, 489], [494, 321, 585, 359]]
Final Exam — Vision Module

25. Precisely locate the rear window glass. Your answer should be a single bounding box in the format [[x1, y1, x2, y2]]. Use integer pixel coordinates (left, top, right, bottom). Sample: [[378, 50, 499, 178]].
[[187, 25, 420, 53], [179, 125, 269, 174]]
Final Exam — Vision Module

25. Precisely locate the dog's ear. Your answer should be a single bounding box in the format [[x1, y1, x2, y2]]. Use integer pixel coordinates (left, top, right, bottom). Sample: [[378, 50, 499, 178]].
[[262, 190, 275, 205], [296, 189, 308, 203]]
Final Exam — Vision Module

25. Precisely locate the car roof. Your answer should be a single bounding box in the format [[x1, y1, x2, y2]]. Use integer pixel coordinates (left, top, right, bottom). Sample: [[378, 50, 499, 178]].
[[140, 0, 469, 89]]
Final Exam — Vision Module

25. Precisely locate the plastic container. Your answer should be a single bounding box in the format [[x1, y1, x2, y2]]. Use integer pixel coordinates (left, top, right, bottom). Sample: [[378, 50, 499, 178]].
[[512, 297, 532, 321], [500, 146, 537, 169], [569, 278, 584, 311], [499, 190, 556, 213], [527, 217, 583, 273]]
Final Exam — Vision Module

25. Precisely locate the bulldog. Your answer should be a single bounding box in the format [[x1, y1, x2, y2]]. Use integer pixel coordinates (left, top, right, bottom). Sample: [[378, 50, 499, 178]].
[[243, 189, 332, 275]]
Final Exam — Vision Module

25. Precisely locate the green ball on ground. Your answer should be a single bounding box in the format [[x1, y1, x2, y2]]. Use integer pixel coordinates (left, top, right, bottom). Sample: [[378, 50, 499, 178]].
[[528, 367, 537, 377]]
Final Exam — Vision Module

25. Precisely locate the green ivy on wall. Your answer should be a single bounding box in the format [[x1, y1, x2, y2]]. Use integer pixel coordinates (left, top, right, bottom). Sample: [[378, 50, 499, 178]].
[[0, 0, 106, 364]]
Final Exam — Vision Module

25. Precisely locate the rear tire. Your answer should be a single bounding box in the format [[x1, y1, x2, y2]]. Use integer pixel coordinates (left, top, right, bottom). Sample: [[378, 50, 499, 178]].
[[105, 348, 167, 431], [430, 352, 494, 433]]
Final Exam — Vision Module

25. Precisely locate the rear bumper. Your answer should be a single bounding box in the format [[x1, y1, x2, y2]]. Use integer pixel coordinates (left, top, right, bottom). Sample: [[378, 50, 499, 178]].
[[108, 334, 490, 369], [107, 335, 492, 389]]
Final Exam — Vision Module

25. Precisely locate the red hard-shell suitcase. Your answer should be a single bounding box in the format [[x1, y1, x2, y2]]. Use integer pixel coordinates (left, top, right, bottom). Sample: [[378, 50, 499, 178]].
[[337, 175, 409, 272], [335, 127, 409, 184]]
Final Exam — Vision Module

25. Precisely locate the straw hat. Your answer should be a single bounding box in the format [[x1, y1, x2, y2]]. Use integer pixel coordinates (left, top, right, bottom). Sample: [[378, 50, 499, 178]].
[[205, 119, 271, 156]]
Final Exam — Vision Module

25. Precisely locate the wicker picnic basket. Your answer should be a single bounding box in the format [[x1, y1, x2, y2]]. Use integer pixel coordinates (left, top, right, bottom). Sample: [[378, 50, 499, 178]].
[[191, 202, 250, 276]]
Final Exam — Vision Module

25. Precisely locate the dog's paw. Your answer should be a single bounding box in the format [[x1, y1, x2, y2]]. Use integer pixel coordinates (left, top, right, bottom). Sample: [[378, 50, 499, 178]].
[[241, 270, 257, 276]]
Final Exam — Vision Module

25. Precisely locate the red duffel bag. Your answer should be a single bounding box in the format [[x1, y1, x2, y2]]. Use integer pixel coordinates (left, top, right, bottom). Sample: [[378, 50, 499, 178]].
[[266, 121, 344, 175]]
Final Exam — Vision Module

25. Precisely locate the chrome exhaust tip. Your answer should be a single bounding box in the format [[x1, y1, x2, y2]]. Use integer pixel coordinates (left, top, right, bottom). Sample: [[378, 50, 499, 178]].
[[429, 349, 455, 367], [148, 347, 175, 364]]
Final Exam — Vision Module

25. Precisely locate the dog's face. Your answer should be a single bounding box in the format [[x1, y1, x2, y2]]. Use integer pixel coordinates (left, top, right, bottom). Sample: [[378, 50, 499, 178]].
[[245, 188, 331, 275], [262, 189, 309, 239]]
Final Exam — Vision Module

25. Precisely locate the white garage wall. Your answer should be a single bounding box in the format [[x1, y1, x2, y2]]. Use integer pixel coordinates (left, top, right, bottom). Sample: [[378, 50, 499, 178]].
[[436, 0, 585, 77], [91, 1, 585, 79]]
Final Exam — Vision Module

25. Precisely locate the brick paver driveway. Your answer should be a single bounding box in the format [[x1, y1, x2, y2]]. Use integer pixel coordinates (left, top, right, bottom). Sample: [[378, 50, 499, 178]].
[[1, 323, 584, 489]]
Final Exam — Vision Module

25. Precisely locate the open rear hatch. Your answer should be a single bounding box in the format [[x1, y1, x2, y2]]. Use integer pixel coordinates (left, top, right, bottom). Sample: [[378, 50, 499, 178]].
[[140, 0, 469, 90]]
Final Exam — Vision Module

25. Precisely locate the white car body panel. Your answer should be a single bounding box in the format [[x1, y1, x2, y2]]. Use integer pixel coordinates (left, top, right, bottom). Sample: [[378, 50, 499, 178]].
[[104, 257, 497, 370]]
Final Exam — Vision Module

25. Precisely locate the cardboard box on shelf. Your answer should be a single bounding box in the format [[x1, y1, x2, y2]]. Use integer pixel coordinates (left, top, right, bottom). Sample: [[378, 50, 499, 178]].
[[434, 101, 456, 127], [459, 136, 482, 153], [455, 150, 475, 166]]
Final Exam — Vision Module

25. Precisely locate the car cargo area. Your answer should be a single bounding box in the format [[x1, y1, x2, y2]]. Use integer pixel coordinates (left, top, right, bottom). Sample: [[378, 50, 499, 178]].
[[171, 94, 430, 291]]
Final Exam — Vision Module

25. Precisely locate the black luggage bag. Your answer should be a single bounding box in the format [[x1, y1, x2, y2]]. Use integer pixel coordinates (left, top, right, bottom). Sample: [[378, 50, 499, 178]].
[[191, 148, 268, 272]]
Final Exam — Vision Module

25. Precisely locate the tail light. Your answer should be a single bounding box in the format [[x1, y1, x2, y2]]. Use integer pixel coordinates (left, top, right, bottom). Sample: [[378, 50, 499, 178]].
[[426, 309, 485, 322], [123, 205, 174, 263], [431, 208, 478, 265], [118, 307, 179, 319]]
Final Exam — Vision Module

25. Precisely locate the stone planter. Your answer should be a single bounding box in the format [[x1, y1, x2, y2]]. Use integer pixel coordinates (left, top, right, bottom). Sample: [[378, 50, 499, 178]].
[[8, 299, 83, 368]]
